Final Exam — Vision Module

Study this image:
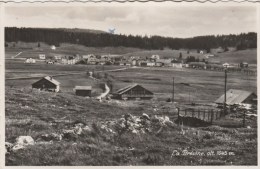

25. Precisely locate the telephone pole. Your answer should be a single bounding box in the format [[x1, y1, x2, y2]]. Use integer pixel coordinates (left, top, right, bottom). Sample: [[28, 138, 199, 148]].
[[224, 68, 227, 115], [172, 77, 174, 103]]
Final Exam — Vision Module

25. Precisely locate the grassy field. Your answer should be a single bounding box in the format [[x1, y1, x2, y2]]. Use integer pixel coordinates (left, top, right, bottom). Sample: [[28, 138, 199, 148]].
[[5, 60, 126, 96], [5, 45, 258, 166], [108, 67, 257, 105], [5, 42, 144, 59], [208, 49, 257, 64], [6, 42, 257, 65], [5, 87, 257, 166]]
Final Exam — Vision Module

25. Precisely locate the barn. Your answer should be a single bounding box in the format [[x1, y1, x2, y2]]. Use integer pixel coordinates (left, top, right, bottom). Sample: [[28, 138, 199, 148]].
[[75, 86, 92, 97], [215, 89, 257, 106], [32, 76, 60, 92], [113, 84, 153, 100]]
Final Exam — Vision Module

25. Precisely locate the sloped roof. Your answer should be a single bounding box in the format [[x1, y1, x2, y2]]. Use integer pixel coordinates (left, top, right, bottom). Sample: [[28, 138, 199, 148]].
[[75, 86, 92, 90], [43, 76, 60, 86], [215, 89, 255, 105], [115, 84, 153, 95]]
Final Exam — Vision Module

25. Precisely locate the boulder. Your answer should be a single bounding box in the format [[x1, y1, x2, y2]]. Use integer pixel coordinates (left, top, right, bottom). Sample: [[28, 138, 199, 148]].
[[15, 136, 34, 146], [5, 142, 13, 154]]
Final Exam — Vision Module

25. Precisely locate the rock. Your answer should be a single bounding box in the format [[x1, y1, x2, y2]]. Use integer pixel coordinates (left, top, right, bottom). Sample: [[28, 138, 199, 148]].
[[12, 144, 25, 151], [82, 126, 92, 132], [5, 142, 13, 154], [142, 113, 150, 120], [36, 141, 53, 145], [15, 136, 34, 146], [39, 133, 62, 141], [73, 126, 83, 135]]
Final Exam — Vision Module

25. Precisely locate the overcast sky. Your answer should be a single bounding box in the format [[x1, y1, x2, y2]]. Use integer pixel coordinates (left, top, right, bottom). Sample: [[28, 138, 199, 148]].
[[4, 6, 257, 38]]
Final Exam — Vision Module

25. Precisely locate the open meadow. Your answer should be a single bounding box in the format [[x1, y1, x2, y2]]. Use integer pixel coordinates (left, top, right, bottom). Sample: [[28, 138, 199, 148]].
[[5, 55, 257, 165]]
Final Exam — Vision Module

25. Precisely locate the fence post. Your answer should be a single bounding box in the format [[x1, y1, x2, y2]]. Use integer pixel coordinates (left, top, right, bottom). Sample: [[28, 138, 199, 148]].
[[198, 109, 200, 120], [208, 110, 210, 122], [177, 108, 180, 120], [203, 110, 206, 121], [211, 110, 214, 124], [243, 110, 246, 127], [185, 109, 187, 116], [192, 109, 194, 118]]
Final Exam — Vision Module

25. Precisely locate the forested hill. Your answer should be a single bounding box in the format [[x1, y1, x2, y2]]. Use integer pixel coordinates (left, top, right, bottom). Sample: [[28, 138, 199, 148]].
[[5, 27, 257, 51]]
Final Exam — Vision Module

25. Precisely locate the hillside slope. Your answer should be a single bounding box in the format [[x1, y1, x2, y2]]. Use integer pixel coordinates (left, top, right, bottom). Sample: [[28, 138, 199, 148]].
[[5, 87, 257, 165]]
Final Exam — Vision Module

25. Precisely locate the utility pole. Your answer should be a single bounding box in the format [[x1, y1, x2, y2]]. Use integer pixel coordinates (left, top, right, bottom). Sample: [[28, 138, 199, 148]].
[[172, 77, 174, 104], [224, 68, 227, 115]]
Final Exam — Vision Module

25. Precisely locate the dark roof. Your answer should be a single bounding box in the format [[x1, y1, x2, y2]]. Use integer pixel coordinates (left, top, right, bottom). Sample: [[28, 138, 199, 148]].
[[74, 86, 92, 90], [115, 84, 153, 95], [215, 89, 255, 105], [43, 76, 60, 86]]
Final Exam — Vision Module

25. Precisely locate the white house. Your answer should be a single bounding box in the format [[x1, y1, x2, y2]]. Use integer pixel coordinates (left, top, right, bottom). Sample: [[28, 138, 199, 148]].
[[151, 55, 160, 60], [172, 63, 183, 68], [39, 54, 46, 60], [50, 45, 56, 50], [223, 63, 230, 68], [147, 62, 156, 67], [25, 58, 36, 63]]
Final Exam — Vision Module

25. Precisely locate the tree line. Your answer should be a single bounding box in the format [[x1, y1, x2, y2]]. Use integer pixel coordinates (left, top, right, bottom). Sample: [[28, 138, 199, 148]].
[[5, 27, 257, 51]]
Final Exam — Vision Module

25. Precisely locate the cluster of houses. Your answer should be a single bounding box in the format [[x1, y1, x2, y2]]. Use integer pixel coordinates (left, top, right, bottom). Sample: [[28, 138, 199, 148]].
[[24, 53, 250, 72]]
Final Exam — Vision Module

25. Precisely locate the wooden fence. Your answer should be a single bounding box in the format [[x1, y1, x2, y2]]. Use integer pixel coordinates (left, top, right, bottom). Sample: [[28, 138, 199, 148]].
[[177, 108, 224, 124]]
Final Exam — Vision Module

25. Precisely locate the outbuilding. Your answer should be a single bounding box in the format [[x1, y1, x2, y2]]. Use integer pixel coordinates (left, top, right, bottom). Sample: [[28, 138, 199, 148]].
[[113, 84, 153, 100], [74, 86, 92, 97], [32, 76, 60, 92], [215, 89, 257, 106]]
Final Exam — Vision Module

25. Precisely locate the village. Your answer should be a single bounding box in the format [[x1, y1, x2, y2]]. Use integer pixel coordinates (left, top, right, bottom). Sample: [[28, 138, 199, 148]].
[[23, 45, 254, 74]]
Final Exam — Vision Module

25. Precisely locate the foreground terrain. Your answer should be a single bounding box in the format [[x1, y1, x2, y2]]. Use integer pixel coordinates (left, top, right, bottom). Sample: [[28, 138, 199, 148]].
[[5, 87, 257, 166]]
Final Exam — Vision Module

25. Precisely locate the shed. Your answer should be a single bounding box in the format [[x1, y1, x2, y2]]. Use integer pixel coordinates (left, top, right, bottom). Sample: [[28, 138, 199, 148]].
[[215, 89, 257, 105], [32, 76, 60, 92], [75, 86, 92, 97], [113, 84, 153, 100]]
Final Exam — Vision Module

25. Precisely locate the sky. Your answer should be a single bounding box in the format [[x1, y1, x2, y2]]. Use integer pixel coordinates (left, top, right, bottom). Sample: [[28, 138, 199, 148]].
[[4, 5, 257, 38]]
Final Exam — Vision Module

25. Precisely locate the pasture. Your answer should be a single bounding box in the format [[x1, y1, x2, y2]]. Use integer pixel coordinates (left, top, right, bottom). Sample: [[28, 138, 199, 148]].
[[108, 67, 257, 105], [5, 46, 257, 166]]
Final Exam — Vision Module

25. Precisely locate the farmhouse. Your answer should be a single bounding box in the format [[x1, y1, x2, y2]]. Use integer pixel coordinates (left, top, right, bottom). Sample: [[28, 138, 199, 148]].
[[39, 54, 46, 60], [223, 63, 230, 68], [188, 62, 206, 69], [147, 62, 156, 67], [32, 76, 60, 92], [215, 89, 257, 106], [151, 55, 160, 60], [74, 86, 92, 97], [172, 63, 182, 68], [25, 58, 36, 63], [240, 62, 249, 68], [156, 59, 172, 67], [54, 55, 62, 60], [113, 84, 153, 100], [50, 45, 56, 50]]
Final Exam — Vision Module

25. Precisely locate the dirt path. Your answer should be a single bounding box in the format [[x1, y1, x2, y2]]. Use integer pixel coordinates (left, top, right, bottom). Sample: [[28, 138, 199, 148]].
[[6, 67, 128, 80], [96, 83, 110, 101]]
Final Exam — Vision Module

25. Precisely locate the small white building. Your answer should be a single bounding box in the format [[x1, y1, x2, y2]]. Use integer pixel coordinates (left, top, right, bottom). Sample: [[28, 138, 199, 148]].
[[54, 55, 62, 60], [39, 54, 46, 60], [50, 45, 56, 50], [151, 55, 160, 60], [25, 58, 36, 63], [147, 62, 156, 67], [223, 63, 230, 68], [172, 63, 183, 68]]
